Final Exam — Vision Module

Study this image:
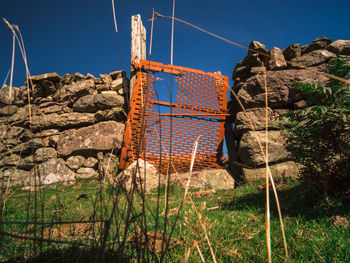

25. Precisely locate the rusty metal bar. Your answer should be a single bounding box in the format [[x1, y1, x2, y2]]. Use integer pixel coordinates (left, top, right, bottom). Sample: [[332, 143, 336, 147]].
[[147, 99, 227, 114]]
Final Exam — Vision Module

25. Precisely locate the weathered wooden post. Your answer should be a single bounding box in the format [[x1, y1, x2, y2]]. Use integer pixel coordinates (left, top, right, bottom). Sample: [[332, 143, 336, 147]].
[[130, 14, 146, 100]]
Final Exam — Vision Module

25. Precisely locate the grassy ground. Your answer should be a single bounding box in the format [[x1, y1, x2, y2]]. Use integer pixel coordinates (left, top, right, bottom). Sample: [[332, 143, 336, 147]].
[[1, 178, 349, 262]]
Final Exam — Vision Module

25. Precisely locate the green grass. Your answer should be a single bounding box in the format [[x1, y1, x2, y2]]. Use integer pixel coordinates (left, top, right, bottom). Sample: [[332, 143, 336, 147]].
[[1, 178, 349, 262]]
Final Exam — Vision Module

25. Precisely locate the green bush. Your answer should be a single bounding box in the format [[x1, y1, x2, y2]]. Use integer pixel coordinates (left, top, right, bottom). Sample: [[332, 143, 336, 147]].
[[282, 58, 350, 199]]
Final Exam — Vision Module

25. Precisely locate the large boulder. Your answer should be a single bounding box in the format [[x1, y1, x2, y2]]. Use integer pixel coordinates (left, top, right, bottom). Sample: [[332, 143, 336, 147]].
[[234, 107, 275, 137], [283, 43, 301, 61], [232, 61, 251, 87], [173, 169, 235, 190], [65, 155, 85, 171], [34, 147, 57, 162], [113, 159, 161, 192], [17, 155, 35, 170], [0, 154, 35, 170], [36, 104, 70, 115], [236, 68, 329, 108], [1, 126, 26, 139], [31, 112, 95, 130], [26, 158, 76, 186], [56, 79, 95, 101], [84, 157, 98, 168], [0, 167, 30, 188], [9, 105, 36, 125], [35, 129, 60, 147], [0, 154, 22, 167], [291, 49, 336, 67], [265, 47, 287, 70], [76, 167, 98, 179], [244, 54, 263, 67], [94, 107, 126, 122], [0, 86, 22, 106], [326, 40, 350, 55], [242, 161, 300, 181], [72, 72, 85, 82], [73, 92, 124, 113], [0, 105, 18, 116], [57, 121, 125, 156], [237, 130, 289, 167], [110, 78, 123, 91], [33, 80, 57, 97], [10, 138, 45, 154], [29, 73, 61, 84], [301, 37, 332, 55], [248, 41, 268, 57]]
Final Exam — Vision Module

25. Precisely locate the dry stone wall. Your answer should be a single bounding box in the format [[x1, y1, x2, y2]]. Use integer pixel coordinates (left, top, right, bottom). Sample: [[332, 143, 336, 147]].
[[228, 37, 350, 181], [0, 70, 129, 189]]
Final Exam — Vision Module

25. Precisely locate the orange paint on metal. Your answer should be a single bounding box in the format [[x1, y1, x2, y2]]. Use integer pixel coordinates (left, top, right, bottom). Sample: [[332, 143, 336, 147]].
[[119, 60, 229, 174]]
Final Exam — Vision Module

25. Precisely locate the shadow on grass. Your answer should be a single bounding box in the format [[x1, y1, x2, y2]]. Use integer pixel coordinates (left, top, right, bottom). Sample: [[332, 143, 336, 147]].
[[2, 247, 131, 263], [220, 180, 350, 220]]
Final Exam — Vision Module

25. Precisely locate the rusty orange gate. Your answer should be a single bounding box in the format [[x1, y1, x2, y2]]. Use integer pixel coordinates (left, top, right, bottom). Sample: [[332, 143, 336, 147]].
[[119, 60, 229, 173]]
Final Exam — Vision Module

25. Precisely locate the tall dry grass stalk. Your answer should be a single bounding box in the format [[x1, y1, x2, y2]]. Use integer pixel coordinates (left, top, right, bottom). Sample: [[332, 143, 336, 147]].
[[195, 242, 206, 263], [9, 34, 15, 99], [1, 70, 10, 89], [230, 80, 289, 259], [3, 18, 34, 123], [183, 135, 201, 199], [263, 67, 272, 263], [153, 128, 217, 262], [111, 0, 124, 70], [149, 8, 155, 57], [1, 19, 33, 221]]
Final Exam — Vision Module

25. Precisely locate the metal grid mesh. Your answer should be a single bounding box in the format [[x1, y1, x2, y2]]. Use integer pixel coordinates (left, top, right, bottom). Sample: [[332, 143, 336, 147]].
[[120, 60, 228, 173]]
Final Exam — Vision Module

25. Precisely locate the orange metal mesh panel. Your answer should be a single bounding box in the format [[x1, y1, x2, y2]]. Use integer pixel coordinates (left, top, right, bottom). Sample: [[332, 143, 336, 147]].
[[120, 60, 229, 174]]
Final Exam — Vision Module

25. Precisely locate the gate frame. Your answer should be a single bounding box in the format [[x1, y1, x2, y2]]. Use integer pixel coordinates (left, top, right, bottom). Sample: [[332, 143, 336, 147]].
[[120, 60, 229, 173]]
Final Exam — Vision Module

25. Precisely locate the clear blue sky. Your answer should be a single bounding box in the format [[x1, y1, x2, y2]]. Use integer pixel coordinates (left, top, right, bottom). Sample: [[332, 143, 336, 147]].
[[1, 0, 350, 88]]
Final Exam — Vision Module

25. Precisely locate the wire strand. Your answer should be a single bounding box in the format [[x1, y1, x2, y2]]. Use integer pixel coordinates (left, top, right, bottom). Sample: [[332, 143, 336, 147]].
[[153, 12, 350, 86]]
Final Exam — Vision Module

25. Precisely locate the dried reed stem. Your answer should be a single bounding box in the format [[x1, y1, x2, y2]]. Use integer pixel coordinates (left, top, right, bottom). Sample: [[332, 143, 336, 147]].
[[3, 18, 33, 124], [111, 0, 118, 33], [1, 69, 10, 89], [153, 128, 217, 263], [263, 68, 272, 263], [230, 81, 289, 259], [183, 136, 201, 200], [195, 242, 206, 263], [149, 8, 155, 57], [184, 246, 191, 263], [9, 34, 15, 100]]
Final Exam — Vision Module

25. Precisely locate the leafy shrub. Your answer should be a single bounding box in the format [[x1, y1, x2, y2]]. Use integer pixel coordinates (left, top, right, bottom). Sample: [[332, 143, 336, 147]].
[[282, 58, 350, 200]]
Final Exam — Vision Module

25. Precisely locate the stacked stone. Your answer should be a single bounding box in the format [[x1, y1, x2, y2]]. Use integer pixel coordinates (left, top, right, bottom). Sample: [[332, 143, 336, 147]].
[[0, 70, 128, 189], [229, 38, 350, 180]]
